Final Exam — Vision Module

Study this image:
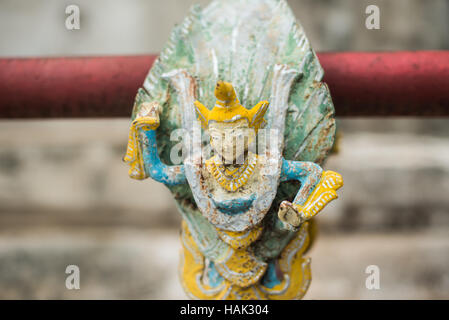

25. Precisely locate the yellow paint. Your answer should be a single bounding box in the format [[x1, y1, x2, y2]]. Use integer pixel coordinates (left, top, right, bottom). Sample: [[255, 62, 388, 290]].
[[295, 170, 344, 219], [216, 224, 263, 249], [215, 247, 268, 288], [205, 154, 258, 192], [194, 81, 269, 133], [180, 220, 313, 300], [123, 116, 159, 180]]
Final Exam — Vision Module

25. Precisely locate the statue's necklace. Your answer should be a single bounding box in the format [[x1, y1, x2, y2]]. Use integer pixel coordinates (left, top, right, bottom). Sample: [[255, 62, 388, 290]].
[[206, 154, 258, 192]]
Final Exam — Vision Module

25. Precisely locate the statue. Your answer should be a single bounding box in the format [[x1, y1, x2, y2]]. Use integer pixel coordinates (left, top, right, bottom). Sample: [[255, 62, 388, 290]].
[[124, 0, 343, 300]]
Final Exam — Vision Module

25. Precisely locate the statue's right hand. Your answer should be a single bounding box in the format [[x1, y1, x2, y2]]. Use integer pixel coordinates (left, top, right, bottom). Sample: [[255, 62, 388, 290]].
[[134, 101, 161, 130]]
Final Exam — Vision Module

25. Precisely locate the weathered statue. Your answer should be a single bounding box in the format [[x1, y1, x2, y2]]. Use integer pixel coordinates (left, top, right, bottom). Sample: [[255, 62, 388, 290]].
[[124, 0, 343, 300]]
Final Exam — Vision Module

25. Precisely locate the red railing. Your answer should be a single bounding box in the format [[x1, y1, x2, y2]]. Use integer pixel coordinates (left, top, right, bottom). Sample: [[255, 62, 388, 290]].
[[0, 51, 448, 118]]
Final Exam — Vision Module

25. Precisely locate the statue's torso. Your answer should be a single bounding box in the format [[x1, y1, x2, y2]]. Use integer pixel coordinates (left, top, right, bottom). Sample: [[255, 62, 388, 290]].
[[202, 154, 261, 216], [186, 152, 280, 231]]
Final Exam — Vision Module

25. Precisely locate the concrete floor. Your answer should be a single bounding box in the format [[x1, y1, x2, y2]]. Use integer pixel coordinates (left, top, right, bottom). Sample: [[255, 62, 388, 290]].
[[0, 226, 447, 300]]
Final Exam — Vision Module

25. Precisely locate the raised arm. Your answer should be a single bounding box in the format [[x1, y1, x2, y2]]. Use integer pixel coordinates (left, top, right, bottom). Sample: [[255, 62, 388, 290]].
[[281, 159, 323, 205], [278, 158, 343, 231], [124, 101, 186, 186]]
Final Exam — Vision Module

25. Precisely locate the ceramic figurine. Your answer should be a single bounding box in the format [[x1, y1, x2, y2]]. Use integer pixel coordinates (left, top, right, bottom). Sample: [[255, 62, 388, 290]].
[[124, 0, 343, 300]]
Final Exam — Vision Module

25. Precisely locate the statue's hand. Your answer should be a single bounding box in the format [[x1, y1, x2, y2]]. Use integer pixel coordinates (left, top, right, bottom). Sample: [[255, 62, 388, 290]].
[[278, 201, 303, 228], [278, 171, 343, 230], [134, 101, 161, 130]]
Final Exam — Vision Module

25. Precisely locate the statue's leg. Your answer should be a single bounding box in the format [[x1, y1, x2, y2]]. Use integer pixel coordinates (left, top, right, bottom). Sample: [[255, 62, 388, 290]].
[[179, 221, 228, 299], [257, 222, 312, 300]]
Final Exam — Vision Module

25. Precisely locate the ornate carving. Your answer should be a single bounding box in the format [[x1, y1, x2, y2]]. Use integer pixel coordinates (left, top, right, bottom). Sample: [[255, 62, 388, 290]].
[[124, 0, 343, 300]]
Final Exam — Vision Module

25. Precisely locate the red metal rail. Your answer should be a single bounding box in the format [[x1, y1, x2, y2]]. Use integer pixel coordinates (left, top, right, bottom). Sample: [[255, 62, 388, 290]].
[[0, 51, 448, 118]]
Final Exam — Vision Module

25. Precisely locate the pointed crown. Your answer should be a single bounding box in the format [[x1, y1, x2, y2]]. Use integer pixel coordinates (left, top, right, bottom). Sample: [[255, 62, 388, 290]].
[[194, 81, 269, 133]]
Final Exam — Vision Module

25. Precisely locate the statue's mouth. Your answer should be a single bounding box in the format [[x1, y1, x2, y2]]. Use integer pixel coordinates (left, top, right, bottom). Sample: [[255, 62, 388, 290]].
[[210, 194, 256, 216]]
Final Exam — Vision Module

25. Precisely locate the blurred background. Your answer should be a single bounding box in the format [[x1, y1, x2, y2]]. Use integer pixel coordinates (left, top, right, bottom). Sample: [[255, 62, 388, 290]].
[[0, 0, 448, 299]]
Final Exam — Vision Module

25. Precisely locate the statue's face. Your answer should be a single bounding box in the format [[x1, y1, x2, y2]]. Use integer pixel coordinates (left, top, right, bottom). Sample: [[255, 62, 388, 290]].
[[208, 119, 256, 164]]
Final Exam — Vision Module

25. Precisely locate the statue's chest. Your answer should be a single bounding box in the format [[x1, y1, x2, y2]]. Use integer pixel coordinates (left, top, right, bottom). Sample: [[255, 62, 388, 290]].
[[201, 164, 260, 216], [185, 155, 281, 231]]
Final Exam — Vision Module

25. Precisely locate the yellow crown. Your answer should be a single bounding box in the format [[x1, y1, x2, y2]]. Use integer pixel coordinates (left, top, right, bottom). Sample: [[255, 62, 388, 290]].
[[194, 81, 269, 132]]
